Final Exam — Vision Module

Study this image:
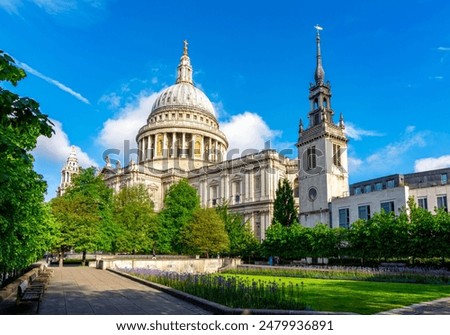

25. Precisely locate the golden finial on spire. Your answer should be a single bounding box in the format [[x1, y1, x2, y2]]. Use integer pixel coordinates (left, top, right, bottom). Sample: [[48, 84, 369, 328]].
[[183, 40, 188, 55]]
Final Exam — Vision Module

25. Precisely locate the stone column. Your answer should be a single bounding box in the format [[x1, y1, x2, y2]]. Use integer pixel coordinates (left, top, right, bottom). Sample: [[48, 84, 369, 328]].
[[153, 134, 157, 158], [181, 133, 186, 158], [249, 170, 254, 201], [148, 136, 152, 159], [201, 136, 205, 160], [208, 137, 212, 161], [163, 133, 168, 158], [172, 132, 177, 158]]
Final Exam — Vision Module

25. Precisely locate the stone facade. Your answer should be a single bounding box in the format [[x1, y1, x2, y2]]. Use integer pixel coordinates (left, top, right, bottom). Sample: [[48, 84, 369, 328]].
[[57, 31, 449, 237], [98, 41, 297, 240]]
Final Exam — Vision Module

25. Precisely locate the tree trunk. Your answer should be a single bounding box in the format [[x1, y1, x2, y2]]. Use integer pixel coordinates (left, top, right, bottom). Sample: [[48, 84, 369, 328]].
[[82, 250, 87, 266], [59, 249, 64, 267]]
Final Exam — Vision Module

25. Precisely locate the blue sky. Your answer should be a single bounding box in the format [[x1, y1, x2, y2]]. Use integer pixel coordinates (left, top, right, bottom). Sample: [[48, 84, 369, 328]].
[[1, 0, 450, 200]]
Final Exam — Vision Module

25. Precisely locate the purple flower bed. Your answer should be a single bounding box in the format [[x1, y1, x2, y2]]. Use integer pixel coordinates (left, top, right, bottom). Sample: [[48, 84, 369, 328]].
[[118, 267, 306, 310]]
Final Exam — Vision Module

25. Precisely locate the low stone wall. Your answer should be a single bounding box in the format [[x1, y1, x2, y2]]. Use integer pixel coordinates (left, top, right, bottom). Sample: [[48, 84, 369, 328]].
[[98, 257, 241, 274]]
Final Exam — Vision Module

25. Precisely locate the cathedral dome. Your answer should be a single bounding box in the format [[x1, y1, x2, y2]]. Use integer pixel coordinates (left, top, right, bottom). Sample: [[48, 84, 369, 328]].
[[151, 82, 215, 117], [149, 40, 216, 120]]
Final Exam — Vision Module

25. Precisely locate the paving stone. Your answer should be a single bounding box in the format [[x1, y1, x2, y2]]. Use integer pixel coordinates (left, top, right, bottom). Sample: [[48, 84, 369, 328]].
[[37, 267, 211, 315]]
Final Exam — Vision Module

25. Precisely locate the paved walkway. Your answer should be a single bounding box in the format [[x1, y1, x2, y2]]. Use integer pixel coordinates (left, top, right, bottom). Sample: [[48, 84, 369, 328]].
[[377, 297, 450, 315], [4, 266, 450, 315], [37, 267, 210, 315]]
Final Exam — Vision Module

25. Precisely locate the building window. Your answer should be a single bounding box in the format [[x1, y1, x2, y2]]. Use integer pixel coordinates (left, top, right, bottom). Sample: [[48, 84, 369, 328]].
[[364, 185, 372, 193], [381, 201, 395, 213], [418, 197, 428, 210], [358, 205, 371, 220], [313, 113, 320, 126], [323, 98, 328, 108], [314, 98, 319, 109], [234, 181, 241, 204], [254, 175, 261, 195], [386, 179, 395, 188], [354, 187, 362, 195], [374, 182, 383, 191], [210, 186, 218, 206], [437, 195, 448, 212], [441, 173, 448, 185], [333, 143, 341, 167], [307, 146, 317, 170], [339, 208, 350, 229], [186, 114, 190, 119]]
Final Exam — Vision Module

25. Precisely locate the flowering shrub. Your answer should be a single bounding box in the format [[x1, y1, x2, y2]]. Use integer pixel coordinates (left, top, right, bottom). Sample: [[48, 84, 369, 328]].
[[119, 268, 306, 310], [226, 265, 450, 284]]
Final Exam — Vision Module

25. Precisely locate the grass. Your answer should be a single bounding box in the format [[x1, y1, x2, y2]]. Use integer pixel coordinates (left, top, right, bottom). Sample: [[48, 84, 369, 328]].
[[223, 274, 450, 314]]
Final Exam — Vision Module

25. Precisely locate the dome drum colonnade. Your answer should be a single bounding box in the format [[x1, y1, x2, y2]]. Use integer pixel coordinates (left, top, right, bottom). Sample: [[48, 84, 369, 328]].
[[136, 41, 228, 170]]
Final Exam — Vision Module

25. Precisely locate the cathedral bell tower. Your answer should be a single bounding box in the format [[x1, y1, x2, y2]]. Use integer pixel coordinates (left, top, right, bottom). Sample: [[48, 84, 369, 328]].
[[57, 146, 79, 197], [297, 26, 349, 227]]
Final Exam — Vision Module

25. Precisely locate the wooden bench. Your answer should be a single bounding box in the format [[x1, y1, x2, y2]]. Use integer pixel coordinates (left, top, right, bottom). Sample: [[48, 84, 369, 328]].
[[17, 280, 43, 313], [29, 272, 48, 290]]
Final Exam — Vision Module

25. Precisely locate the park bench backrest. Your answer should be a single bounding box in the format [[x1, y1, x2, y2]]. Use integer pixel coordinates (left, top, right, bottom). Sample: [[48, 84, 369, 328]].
[[18, 280, 29, 297]]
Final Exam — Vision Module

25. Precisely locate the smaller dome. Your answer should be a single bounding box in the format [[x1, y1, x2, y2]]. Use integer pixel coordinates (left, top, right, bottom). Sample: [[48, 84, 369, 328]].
[[151, 82, 216, 117]]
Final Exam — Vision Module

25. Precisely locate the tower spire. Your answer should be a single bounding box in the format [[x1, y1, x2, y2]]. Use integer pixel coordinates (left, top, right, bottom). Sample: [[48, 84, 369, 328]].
[[176, 40, 193, 84], [314, 25, 325, 85]]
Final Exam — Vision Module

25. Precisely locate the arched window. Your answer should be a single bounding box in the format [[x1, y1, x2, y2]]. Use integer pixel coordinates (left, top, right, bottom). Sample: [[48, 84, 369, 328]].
[[323, 98, 328, 108], [314, 98, 319, 109]]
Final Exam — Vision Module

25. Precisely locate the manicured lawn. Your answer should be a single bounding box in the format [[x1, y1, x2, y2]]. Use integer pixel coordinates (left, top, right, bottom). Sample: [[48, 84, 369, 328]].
[[225, 274, 450, 314]]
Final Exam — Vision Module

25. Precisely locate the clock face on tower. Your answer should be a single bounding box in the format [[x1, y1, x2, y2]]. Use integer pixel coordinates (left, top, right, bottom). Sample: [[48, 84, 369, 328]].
[[308, 187, 317, 201]]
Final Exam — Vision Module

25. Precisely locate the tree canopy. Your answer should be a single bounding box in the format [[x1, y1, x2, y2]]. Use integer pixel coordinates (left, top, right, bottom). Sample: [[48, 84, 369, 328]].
[[113, 184, 157, 254], [0, 50, 56, 275], [50, 167, 115, 265], [157, 179, 200, 253], [216, 203, 259, 259], [182, 208, 229, 258], [272, 178, 298, 226]]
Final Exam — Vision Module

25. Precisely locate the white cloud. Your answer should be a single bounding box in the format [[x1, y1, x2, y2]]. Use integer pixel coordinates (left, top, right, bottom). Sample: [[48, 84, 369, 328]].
[[414, 155, 450, 172], [32, 0, 76, 14], [17, 61, 90, 104], [367, 131, 426, 165], [97, 91, 159, 151], [33, 118, 97, 167], [0, 0, 106, 14], [348, 156, 363, 174], [219, 111, 282, 155], [99, 92, 121, 109], [350, 127, 428, 177], [344, 122, 383, 141], [0, 0, 21, 13], [437, 47, 450, 51]]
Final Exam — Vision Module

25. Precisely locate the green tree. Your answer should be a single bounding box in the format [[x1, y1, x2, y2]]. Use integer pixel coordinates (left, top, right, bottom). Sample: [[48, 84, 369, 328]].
[[113, 184, 157, 254], [182, 208, 229, 258], [272, 178, 298, 227], [310, 224, 338, 262], [0, 50, 55, 276], [285, 223, 311, 260], [216, 203, 259, 259], [51, 167, 115, 265], [408, 197, 437, 260], [434, 208, 450, 261], [262, 222, 289, 259], [158, 179, 200, 253]]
